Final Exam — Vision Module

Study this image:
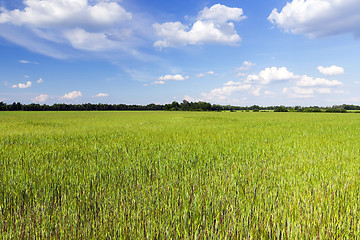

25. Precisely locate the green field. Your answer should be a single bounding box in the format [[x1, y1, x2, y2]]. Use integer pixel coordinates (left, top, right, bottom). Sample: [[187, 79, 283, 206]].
[[1, 111, 360, 239]]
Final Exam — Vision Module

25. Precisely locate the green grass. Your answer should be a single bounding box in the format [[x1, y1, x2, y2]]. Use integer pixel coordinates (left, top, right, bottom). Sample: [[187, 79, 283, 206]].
[[1, 111, 360, 239]]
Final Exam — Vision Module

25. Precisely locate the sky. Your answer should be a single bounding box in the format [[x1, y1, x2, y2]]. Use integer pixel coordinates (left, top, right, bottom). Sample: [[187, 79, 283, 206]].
[[0, 0, 360, 106]]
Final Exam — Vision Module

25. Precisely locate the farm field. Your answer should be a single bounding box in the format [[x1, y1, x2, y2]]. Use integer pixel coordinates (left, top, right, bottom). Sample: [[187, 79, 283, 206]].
[[1, 111, 360, 239]]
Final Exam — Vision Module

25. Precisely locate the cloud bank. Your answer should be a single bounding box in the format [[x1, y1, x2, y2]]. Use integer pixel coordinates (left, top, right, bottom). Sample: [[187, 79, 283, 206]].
[[200, 65, 344, 102]]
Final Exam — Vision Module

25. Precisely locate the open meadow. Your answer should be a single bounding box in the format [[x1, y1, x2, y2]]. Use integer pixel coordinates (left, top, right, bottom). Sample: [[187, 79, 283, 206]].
[[1, 111, 360, 239]]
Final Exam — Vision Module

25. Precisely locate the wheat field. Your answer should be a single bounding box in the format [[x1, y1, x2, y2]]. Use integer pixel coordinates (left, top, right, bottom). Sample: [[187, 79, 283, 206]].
[[1, 111, 360, 239]]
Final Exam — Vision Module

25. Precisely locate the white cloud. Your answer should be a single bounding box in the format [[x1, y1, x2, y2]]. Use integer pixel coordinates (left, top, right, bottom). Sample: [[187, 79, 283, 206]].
[[246, 67, 297, 84], [237, 61, 255, 71], [197, 71, 215, 78], [0, 0, 145, 57], [61, 91, 82, 99], [283, 87, 333, 98], [0, 0, 131, 28], [184, 95, 203, 102], [12, 81, 32, 89], [317, 65, 344, 75], [237, 72, 247, 77], [264, 90, 276, 96], [95, 93, 109, 97], [152, 74, 189, 85], [159, 74, 189, 81], [152, 80, 165, 85], [36, 78, 43, 84], [196, 73, 204, 78], [296, 75, 343, 87], [268, 0, 360, 38], [63, 28, 121, 51], [33, 94, 49, 102], [153, 4, 246, 48], [19, 60, 39, 64], [201, 81, 252, 101], [244, 66, 343, 88], [251, 87, 262, 96]]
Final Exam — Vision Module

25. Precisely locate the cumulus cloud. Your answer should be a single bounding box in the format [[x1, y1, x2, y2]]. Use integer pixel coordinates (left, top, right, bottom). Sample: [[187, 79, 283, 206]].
[[152, 74, 189, 85], [95, 93, 109, 97], [318, 65, 344, 75], [296, 75, 342, 87], [61, 91, 82, 99], [36, 78, 43, 84], [246, 67, 297, 84], [0, 0, 146, 58], [201, 81, 253, 101], [33, 94, 49, 102], [153, 4, 246, 48], [268, 0, 360, 38], [12, 81, 32, 89], [0, 0, 132, 27], [245, 66, 343, 88], [159, 74, 189, 81], [197, 71, 215, 78]]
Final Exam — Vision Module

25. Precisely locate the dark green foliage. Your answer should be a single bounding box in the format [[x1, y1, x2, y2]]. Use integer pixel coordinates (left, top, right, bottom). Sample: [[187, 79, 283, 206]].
[[0, 101, 357, 113], [274, 106, 288, 112], [326, 108, 347, 113]]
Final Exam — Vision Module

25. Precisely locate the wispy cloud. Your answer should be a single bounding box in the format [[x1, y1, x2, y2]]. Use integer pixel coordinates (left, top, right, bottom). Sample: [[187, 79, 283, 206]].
[[197, 71, 215, 78], [19, 60, 39, 64], [94, 93, 109, 97], [237, 61, 255, 71], [152, 80, 166, 85]]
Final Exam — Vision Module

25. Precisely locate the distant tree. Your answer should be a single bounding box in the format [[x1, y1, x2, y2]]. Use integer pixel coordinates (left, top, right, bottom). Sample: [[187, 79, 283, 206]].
[[249, 105, 260, 110], [180, 100, 190, 111], [326, 108, 347, 113], [274, 106, 288, 112]]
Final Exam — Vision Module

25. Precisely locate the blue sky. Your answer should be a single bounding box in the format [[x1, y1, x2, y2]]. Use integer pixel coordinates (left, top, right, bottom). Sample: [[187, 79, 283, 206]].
[[1, 0, 360, 106]]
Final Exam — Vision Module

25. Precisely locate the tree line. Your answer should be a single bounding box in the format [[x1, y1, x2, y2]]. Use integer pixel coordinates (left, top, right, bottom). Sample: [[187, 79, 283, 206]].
[[0, 101, 358, 112]]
